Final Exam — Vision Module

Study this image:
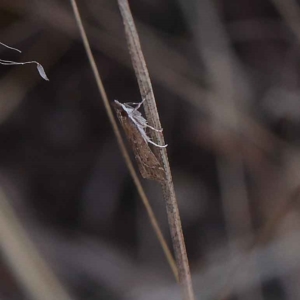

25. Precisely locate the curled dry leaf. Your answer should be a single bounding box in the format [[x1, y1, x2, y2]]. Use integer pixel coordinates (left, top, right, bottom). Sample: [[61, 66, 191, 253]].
[[0, 42, 49, 81]]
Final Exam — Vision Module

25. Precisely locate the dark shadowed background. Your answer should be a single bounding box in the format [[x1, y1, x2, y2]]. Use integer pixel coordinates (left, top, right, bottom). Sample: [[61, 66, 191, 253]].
[[0, 0, 300, 299]]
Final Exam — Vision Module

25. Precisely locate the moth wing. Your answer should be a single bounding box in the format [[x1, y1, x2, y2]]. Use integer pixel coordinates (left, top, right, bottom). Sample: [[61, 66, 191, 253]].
[[113, 102, 166, 182], [122, 119, 166, 182], [134, 143, 166, 182]]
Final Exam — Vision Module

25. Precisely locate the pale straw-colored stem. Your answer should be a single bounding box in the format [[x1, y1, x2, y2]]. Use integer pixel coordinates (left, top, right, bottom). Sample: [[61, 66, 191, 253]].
[[69, 0, 178, 281], [117, 1, 195, 299]]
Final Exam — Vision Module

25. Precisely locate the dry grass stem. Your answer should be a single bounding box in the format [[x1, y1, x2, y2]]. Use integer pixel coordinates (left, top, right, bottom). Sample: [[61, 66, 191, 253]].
[[117, 1, 195, 299], [69, 0, 178, 281]]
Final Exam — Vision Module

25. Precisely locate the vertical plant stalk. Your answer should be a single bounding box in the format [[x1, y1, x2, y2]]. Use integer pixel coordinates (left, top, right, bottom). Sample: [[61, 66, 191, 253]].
[[117, 1, 195, 300], [69, 0, 178, 281]]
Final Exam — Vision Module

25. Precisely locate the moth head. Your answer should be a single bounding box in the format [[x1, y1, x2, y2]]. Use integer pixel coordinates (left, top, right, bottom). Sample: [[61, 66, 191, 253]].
[[113, 100, 122, 109], [113, 100, 128, 118]]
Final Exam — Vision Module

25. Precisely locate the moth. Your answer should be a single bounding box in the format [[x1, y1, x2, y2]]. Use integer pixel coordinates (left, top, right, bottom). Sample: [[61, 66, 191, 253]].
[[113, 99, 167, 182]]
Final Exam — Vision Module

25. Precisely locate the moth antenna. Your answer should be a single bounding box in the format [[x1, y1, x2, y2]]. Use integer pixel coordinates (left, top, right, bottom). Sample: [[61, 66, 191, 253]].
[[133, 97, 146, 111], [126, 102, 141, 106]]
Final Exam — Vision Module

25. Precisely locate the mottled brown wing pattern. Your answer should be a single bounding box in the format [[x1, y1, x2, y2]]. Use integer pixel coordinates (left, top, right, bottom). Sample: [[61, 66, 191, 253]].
[[113, 102, 166, 182]]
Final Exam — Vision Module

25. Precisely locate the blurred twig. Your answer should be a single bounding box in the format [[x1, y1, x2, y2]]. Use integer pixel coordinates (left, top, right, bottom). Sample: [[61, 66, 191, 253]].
[[27, 217, 300, 300], [117, 1, 194, 299], [178, 1, 265, 299], [217, 184, 300, 300], [0, 185, 73, 300], [271, 0, 300, 43], [69, 0, 178, 282]]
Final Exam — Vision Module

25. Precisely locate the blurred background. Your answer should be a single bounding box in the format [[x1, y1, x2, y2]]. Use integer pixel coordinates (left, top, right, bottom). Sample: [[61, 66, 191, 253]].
[[0, 0, 300, 299]]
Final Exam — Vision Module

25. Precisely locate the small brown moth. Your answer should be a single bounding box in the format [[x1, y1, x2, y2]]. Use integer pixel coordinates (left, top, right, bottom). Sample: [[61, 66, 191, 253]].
[[113, 99, 167, 182]]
